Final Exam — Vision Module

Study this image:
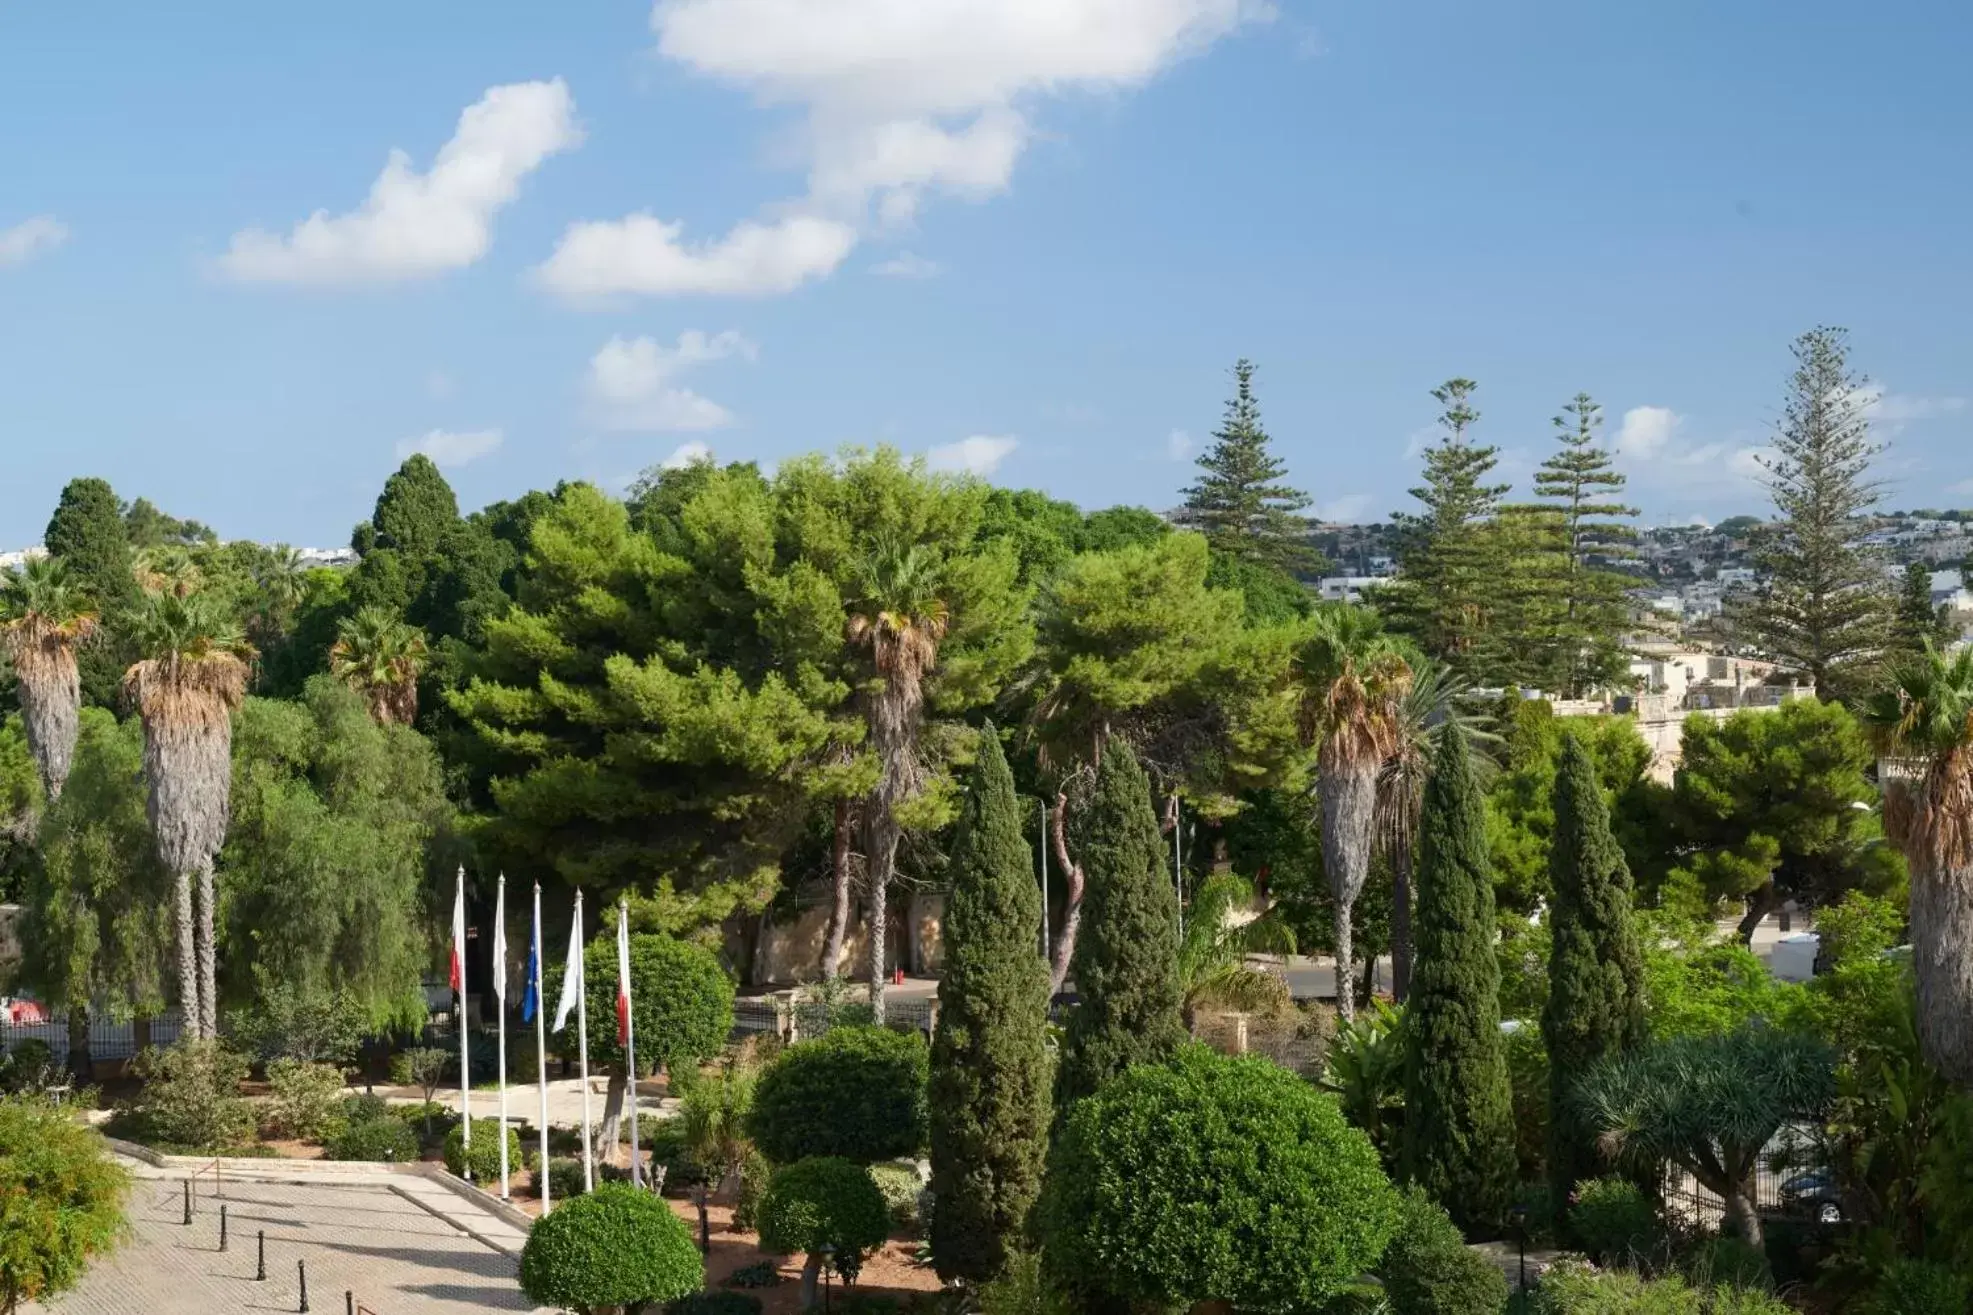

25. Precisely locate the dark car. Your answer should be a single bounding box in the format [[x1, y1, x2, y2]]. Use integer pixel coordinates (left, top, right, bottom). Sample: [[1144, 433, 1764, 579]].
[[1778, 1169, 1844, 1224]]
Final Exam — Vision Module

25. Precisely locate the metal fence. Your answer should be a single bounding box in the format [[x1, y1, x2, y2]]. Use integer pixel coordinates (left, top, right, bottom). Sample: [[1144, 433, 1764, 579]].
[[728, 994, 938, 1045], [1660, 1121, 1818, 1227], [0, 1010, 184, 1063]]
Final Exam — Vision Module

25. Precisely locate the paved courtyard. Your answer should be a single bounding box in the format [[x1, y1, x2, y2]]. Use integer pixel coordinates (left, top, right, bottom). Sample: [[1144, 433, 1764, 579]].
[[30, 1176, 549, 1315]]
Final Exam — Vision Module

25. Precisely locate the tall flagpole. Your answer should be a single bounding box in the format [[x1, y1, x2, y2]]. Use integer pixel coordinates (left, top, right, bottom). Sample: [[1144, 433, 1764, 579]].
[[575, 891, 595, 1192], [452, 867, 472, 1179], [533, 883, 552, 1214], [619, 900, 642, 1190], [495, 875, 510, 1199]]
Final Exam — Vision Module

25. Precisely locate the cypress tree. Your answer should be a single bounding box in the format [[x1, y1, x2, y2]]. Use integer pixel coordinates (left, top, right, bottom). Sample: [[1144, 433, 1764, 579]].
[[1054, 740, 1185, 1111], [1177, 360, 1320, 575], [929, 729, 1052, 1284], [43, 477, 138, 708], [1401, 726, 1516, 1233], [1541, 733, 1645, 1215], [370, 454, 460, 557]]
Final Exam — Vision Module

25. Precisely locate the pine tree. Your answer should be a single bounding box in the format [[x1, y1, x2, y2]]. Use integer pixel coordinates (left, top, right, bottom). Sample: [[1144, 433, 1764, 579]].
[[368, 454, 460, 557], [1893, 561, 1950, 661], [1401, 726, 1516, 1232], [1738, 327, 1891, 700], [1541, 733, 1645, 1216], [1525, 395, 1639, 695], [928, 728, 1052, 1284], [1386, 380, 1513, 682], [1054, 740, 1185, 1111], [1178, 360, 1321, 575]]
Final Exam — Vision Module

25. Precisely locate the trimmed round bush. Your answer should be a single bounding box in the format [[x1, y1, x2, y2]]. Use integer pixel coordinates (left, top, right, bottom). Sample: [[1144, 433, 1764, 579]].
[[520, 1183, 702, 1313], [547, 1157, 589, 1199], [1382, 1242, 1508, 1315], [1039, 1046, 1400, 1313], [1571, 1176, 1662, 1266], [554, 934, 735, 1078], [325, 1114, 418, 1163], [747, 1027, 927, 1165], [443, 1117, 524, 1183], [670, 1292, 764, 1315], [1377, 1186, 1505, 1315], [756, 1157, 891, 1279], [867, 1163, 924, 1234]]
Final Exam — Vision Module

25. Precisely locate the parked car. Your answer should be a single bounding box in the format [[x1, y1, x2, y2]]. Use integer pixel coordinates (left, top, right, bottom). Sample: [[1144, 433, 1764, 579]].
[[1778, 1168, 1844, 1224]]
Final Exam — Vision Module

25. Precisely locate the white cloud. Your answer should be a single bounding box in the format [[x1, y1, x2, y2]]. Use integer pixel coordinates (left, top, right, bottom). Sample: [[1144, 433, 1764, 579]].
[[1315, 493, 1373, 523], [872, 250, 941, 279], [396, 428, 503, 467], [584, 330, 757, 432], [1845, 383, 1968, 432], [538, 213, 856, 299], [1166, 428, 1193, 460], [928, 434, 1018, 475], [537, 0, 1262, 299], [222, 80, 581, 284], [0, 216, 68, 266], [662, 440, 715, 469], [1614, 405, 1680, 459]]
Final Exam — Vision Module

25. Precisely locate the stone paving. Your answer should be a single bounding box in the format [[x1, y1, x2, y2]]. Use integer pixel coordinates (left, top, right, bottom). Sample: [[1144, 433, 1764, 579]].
[[30, 1175, 550, 1315]]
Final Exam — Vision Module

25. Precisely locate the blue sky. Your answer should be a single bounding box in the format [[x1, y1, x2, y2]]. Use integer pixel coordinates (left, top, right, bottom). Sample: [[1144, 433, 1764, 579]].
[[3, 1, 1972, 549]]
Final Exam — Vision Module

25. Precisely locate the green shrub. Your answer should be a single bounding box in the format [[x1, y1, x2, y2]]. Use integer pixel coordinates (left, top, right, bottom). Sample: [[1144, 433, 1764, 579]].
[[0, 1095, 131, 1313], [1683, 1235, 1769, 1292], [1529, 1260, 1700, 1314], [748, 1026, 928, 1165], [732, 1149, 771, 1231], [131, 1041, 255, 1152], [1040, 1046, 1400, 1313], [338, 1092, 394, 1126], [324, 1115, 418, 1163], [519, 1183, 703, 1313], [547, 1157, 588, 1199], [670, 1292, 763, 1315], [264, 1059, 346, 1140], [721, 1260, 784, 1289], [1863, 1259, 1972, 1315], [975, 1252, 1067, 1315], [1570, 1176, 1661, 1266], [1377, 1187, 1506, 1315], [389, 1046, 451, 1116], [0, 1039, 57, 1093], [868, 1162, 925, 1234], [756, 1157, 891, 1281], [554, 933, 735, 1079], [442, 1117, 523, 1183]]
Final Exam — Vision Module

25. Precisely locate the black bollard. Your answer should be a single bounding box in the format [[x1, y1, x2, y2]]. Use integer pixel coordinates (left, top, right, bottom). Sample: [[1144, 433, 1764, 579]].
[[183, 1179, 192, 1225], [298, 1259, 311, 1313], [346, 1291, 355, 1315], [220, 1204, 229, 1252], [257, 1230, 267, 1280]]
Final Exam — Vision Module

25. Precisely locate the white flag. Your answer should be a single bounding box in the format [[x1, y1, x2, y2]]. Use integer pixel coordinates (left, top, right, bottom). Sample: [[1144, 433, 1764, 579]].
[[553, 903, 585, 1033], [492, 876, 508, 1005]]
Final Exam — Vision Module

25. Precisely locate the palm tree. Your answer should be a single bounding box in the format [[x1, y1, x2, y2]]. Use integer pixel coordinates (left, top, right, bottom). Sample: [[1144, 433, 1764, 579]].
[[1860, 644, 1973, 1083], [133, 545, 202, 598], [846, 540, 950, 1020], [122, 591, 254, 1040], [1298, 604, 1412, 1021], [1376, 657, 1498, 1001], [0, 557, 98, 800], [250, 545, 309, 643], [1175, 871, 1296, 1029], [328, 607, 430, 725]]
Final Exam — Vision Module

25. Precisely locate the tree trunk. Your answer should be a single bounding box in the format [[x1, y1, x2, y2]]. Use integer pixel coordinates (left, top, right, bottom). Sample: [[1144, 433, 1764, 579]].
[[867, 842, 891, 1023], [66, 1002, 91, 1083], [800, 1251, 823, 1309], [196, 856, 219, 1040], [595, 1068, 627, 1171], [1047, 794, 1085, 997], [1722, 1187, 1763, 1248], [175, 866, 201, 1040], [1912, 858, 1973, 1084], [823, 799, 854, 979], [1320, 763, 1379, 1024], [1391, 835, 1415, 1003], [1735, 879, 1780, 945]]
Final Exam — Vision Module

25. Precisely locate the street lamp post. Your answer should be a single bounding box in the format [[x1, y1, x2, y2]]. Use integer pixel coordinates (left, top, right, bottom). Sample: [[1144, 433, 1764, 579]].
[[819, 1243, 836, 1313], [1509, 1204, 1528, 1292]]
